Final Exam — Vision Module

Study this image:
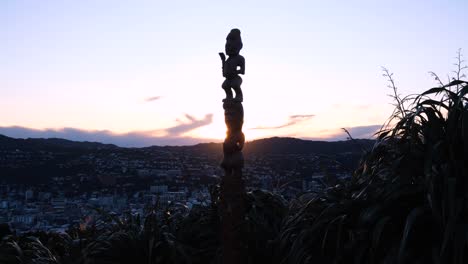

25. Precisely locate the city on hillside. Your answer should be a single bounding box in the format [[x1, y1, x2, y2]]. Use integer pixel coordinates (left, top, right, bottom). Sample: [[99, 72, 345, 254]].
[[0, 136, 370, 234]]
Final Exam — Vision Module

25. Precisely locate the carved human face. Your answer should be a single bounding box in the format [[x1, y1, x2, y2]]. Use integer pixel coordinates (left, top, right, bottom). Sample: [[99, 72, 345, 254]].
[[225, 34, 242, 56]]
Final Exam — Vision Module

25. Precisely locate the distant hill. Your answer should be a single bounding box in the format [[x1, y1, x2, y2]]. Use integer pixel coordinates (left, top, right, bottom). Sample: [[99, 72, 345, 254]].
[[0, 134, 375, 185], [0, 134, 117, 151], [156, 137, 375, 156], [244, 137, 374, 155], [0, 134, 374, 154]]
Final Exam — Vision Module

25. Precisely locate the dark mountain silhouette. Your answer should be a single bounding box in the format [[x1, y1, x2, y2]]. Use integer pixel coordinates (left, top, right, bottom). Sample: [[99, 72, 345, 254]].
[[0, 134, 117, 151], [0, 134, 374, 156], [154, 137, 374, 156], [0, 134, 373, 185], [245, 137, 374, 155]]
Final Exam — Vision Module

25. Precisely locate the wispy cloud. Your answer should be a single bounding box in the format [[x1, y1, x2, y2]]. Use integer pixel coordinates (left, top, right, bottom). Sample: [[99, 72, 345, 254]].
[[145, 96, 162, 102], [289, 114, 315, 119], [184, 114, 196, 122], [251, 114, 315, 130], [166, 114, 213, 136]]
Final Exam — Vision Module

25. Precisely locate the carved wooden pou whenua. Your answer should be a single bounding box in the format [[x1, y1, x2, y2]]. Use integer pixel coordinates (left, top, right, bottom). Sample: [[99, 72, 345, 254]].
[[219, 28, 247, 264]]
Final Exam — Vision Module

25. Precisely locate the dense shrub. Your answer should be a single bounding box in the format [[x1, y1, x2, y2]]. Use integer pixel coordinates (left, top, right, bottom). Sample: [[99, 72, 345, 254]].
[[275, 76, 468, 263]]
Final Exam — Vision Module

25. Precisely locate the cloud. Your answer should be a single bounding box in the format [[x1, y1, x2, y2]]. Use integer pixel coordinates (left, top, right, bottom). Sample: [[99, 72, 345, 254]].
[[289, 114, 315, 119], [0, 123, 380, 147], [165, 114, 213, 136], [251, 114, 315, 130], [145, 96, 162, 102], [0, 113, 215, 147], [0, 126, 219, 147], [184, 114, 196, 122]]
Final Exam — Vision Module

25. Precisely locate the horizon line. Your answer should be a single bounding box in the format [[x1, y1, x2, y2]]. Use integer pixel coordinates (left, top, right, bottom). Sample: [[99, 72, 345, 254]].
[[0, 132, 376, 148]]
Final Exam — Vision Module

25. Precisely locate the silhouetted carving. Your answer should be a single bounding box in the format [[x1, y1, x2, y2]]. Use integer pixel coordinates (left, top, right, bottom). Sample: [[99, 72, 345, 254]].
[[221, 100, 245, 171], [219, 29, 247, 264], [219, 29, 245, 102]]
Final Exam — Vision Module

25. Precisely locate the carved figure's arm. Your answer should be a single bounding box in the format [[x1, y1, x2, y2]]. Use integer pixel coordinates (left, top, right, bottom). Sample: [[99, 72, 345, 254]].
[[219, 52, 226, 77], [219, 52, 226, 65]]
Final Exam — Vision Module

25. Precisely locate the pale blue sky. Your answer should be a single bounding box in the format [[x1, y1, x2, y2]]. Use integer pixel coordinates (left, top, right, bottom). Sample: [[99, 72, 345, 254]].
[[1, 0, 467, 146]]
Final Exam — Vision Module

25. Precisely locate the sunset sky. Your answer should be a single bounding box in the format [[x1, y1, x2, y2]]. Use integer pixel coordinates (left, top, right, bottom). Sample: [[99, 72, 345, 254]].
[[1, 0, 467, 146]]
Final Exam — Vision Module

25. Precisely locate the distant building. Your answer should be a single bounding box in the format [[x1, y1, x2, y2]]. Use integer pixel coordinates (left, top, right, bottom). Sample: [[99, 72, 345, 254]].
[[137, 169, 151, 177], [51, 198, 67, 212], [37, 192, 52, 202], [150, 185, 168, 194], [0, 201, 8, 209], [0, 214, 8, 223], [159, 192, 186, 204], [12, 214, 36, 225], [302, 174, 325, 192], [167, 169, 181, 178], [25, 189, 34, 201]]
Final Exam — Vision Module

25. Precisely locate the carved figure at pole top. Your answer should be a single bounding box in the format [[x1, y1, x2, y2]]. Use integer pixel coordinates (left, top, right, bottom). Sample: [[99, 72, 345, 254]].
[[219, 28, 245, 102]]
